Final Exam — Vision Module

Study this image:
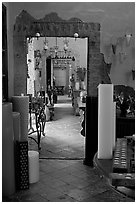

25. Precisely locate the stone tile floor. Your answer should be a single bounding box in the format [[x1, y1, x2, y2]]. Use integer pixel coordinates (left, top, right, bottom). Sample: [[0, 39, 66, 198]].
[[29, 95, 85, 159], [2, 95, 134, 202], [3, 160, 134, 202]]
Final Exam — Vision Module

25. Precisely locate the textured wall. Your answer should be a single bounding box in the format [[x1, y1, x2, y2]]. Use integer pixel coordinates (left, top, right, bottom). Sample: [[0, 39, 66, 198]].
[[4, 2, 135, 98], [13, 11, 111, 97]]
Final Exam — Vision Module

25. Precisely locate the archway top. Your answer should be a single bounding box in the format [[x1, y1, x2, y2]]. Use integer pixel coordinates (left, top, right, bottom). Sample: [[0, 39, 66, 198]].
[[16, 10, 35, 23], [15, 10, 101, 26], [14, 10, 100, 37]]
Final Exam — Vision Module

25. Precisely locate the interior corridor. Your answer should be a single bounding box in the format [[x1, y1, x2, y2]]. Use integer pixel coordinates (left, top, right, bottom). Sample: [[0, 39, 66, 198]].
[[29, 94, 85, 158]]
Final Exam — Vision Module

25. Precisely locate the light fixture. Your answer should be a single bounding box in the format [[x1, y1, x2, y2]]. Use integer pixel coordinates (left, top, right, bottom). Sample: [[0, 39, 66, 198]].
[[49, 37, 75, 61], [63, 37, 69, 52], [44, 44, 48, 51], [44, 37, 48, 50], [54, 37, 59, 54], [27, 36, 32, 43], [36, 32, 40, 40], [74, 33, 79, 41], [125, 33, 132, 45], [64, 43, 68, 52]]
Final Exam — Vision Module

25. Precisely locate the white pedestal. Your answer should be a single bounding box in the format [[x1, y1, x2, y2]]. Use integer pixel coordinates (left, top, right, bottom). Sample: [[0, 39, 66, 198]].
[[98, 84, 114, 159]]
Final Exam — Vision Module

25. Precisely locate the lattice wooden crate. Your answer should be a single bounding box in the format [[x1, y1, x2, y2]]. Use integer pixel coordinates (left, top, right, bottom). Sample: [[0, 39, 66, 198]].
[[112, 138, 128, 173], [109, 173, 135, 188]]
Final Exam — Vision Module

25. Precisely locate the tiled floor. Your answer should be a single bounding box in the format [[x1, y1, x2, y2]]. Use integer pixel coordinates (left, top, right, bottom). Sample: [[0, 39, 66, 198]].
[[2, 95, 134, 202], [3, 160, 134, 202], [29, 95, 85, 159]]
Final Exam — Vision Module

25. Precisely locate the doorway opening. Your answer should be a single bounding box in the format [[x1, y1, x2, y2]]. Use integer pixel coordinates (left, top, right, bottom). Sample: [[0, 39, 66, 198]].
[[13, 10, 101, 164], [27, 36, 88, 159]]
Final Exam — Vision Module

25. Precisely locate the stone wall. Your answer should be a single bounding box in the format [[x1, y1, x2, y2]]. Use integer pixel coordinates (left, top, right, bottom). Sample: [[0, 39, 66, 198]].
[[13, 11, 111, 97]]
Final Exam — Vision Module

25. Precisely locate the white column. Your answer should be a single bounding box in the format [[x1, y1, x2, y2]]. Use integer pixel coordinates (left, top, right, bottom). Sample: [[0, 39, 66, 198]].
[[98, 84, 114, 159]]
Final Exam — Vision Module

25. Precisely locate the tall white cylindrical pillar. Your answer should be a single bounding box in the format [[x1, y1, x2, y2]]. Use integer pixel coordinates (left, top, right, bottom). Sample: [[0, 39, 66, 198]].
[[12, 112, 21, 142], [12, 96, 29, 141]]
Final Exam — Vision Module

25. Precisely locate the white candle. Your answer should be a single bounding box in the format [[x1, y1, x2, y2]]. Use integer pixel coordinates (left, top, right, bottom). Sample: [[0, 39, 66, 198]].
[[28, 151, 39, 184], [12, 96, 29, 141], [98, 84, 113, 159], [12, 112, 21, 142]]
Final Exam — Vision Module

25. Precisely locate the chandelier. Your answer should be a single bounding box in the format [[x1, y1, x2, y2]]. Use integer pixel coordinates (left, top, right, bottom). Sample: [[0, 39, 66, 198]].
[[42, 37, 76, 68], [50, 37, 75, 60]]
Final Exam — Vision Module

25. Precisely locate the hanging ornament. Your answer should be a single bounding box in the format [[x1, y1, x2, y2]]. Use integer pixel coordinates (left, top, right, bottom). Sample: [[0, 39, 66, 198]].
[[63, 37, 69, 48], [64, 44, 68, 52], [112, 44, 117, 55], [44, 44, 48, 51], [54, 37, 59, 56], [44, 37, 48, 50], [125, 34, 132, 46], [27, 36, 31, 44]]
